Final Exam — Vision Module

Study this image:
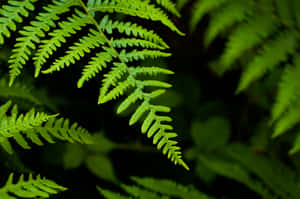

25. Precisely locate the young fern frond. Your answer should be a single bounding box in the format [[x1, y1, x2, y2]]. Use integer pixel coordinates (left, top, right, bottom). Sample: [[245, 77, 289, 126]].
[[0, 101, 92, 154], [0, 173, 66, 199], [189, 0, 300, 152], [0, 0, 187, 168]]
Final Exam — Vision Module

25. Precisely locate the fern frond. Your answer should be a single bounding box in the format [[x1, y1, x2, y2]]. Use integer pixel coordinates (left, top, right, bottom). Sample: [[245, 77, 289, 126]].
[[272, 58, 300, 123], [77, 50, 115, 88], [273, 101, 300, 138], [120, 49, 171, 62], [204, 0, 251, 47], [42, 29, 105, 74], [0, 101, 92, 153], [99, 15, 169, 49], [155, 0, 180, 17], [190, 0, 228, 31], [1, 0, 186, 168], [33, 10, 92, 76], [88, 0, 184, 35], [8, 0, 78, 85], [0, 0, 37, 45], [111, 38, 167, 50], [219, 13, 277, 72], [237, 30, 298, 93], [0, 173, 66, 199]]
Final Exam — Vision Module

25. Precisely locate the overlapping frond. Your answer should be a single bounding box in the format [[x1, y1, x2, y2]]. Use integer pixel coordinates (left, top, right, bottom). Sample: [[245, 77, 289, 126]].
[[189, 0, 300, 152], [0, 101, 92, 153], [0, 173, 66, 199], [0, 0, 187, 168]]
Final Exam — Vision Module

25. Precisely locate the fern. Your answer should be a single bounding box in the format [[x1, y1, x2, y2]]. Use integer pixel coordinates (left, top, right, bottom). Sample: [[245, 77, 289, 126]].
[[0, 0, 187, 168], [97, 177, 214, 199], [189, 0, 300, 153], [0, 101, 92, 154], [0, 0, 37, 44], [0, 173, 66, 199], [8, 0, 79, 85]]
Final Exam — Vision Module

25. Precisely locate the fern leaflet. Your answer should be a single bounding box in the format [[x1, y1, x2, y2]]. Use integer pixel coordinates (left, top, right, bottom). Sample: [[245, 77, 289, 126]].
[[0, 173, 66, 199]]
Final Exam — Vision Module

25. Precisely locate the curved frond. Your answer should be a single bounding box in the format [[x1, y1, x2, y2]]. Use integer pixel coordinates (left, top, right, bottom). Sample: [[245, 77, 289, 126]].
[[0, 173, 66, 199], [0, 0, 187, 169]]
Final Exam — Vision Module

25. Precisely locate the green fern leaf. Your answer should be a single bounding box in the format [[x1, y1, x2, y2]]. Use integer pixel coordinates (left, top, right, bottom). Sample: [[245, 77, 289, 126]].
[[88, 0, 184, 35], [273, 102, 300, 138], [77, 51, 115, 88], [33, 10, 92, 76], [155, 0, 180, 17], [42, 29, 105, 74], [190, 0, 228, 32], [237, 30, 298, 93], [272, 58, 300, 123], [0, 101, 92, 153], [204, 0, 251, 47], [0, 0, 37, 45], [111, 38, 167, 50], [0, 173, 66, 199], [120, 49, 171, 62], [1, 0, 187, 169], [99, 15, 169, 49], [8, 0, 78, 86], [219, 13, 277, 72]]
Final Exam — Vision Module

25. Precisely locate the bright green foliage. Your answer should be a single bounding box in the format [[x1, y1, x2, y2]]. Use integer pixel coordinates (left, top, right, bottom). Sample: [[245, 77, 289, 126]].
[[0, 173, 66, 199], [0, 0, 187, 169], [8, 0, 79, 85], [189, 0, 300, 152], [0, 101, 92, 154], [0, 0, 37, 44], [97, 177, 214, 199]]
